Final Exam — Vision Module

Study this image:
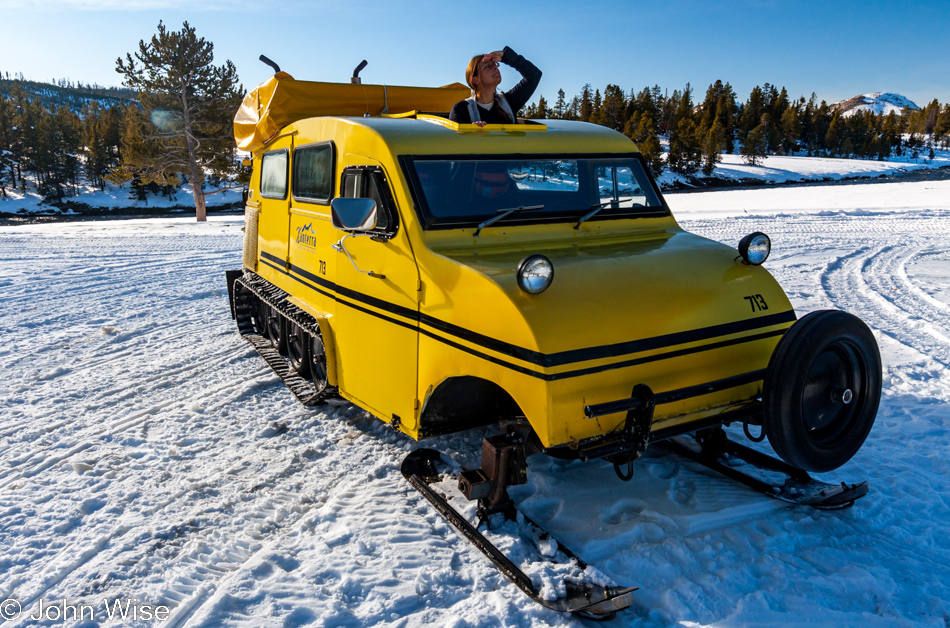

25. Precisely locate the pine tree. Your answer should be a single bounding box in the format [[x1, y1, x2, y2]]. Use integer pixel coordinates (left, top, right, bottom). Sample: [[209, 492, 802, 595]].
[[535, 95, 548, 119], [82, 101, 120, 190], [600, 84, 626, 131], [589, 89, 604, 125], [825, 113, 844, 156], [779, 106, 799, 155], [668, 117, 702, 175], [718, 83, 738, 153], [565, 96, 580, 120], [922, 99, 940, 134], [579, 84, 593, 122], [701, 118, 726, 176], [882, 111, 901, 157], [741, 120, 768, 165], [630, 112, 663, 177], [0, 96, 14, 195], [935, 104, 950, 148], [115, 21, 242, 221], [658, 89, 677, 136], [740, 86, 765, 136], [553, 89, 566, 119]]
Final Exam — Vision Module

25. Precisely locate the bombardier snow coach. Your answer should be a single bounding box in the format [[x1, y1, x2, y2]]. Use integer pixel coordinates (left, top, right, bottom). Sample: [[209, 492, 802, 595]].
[[226, 57, 882, 618]]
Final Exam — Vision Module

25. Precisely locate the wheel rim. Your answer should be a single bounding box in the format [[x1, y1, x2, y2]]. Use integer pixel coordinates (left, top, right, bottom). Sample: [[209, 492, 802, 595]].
[[800, 339, 866, 447], [287, 322, 310, 376], [265, 306, 282, 346], [310, 334, 328, 393], [252, 298, 268, 335]]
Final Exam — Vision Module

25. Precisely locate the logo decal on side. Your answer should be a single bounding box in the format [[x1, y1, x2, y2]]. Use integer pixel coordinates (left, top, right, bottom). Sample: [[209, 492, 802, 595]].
[[296, 223, 318, 250]]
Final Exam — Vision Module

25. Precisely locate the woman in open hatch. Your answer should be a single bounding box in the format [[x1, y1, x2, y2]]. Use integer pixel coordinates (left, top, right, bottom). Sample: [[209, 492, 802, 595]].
[[449, 47, 541, 126]]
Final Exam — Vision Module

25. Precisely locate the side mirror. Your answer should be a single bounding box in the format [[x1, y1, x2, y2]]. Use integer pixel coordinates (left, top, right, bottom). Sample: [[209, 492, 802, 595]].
[[331, 198, 378, 231]]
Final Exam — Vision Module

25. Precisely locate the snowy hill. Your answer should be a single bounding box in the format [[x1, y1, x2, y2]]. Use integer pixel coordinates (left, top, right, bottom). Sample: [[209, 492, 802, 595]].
[[0, 78, 136, 112], [832, 92, 919, 118]]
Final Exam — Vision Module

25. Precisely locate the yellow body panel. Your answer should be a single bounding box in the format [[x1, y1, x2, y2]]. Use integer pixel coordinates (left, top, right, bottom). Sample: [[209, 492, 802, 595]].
[[242, 110, 795, 447]]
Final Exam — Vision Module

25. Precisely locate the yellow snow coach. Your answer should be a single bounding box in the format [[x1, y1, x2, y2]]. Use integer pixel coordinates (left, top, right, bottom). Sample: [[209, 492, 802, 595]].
[[226, 58, 882, 618]]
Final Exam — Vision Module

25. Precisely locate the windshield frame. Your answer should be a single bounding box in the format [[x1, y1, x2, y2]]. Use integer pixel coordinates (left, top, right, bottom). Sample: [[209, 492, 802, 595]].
[[398, 152, 671, 230]]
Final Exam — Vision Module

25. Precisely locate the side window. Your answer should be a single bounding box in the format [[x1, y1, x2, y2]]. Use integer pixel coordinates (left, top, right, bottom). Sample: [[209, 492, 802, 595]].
[[260, 150, 288, 199], [292, 143, 334, 203], [340, 167, 396, 234], [364, 176, 389, 231], [596, 162, 660, 208]]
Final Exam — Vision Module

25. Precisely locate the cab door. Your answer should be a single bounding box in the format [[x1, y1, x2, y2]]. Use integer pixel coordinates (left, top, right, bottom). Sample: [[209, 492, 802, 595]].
[[331, 161, 420, 432], [257, 135, 294, 277], [287, 140, 338, 320]]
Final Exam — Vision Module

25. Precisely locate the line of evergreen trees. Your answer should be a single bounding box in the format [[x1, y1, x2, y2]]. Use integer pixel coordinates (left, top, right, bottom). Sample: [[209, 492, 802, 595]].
[[3, 73, 950, 205], [522, 82, 950, 177], [0, 81, 180, 202], [1, 21, 243, 221]]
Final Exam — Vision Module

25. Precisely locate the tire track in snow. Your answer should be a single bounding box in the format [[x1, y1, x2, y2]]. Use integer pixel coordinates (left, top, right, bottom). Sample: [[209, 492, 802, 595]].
[[821, 242, 950, 370], [6, 411, 380, 628], [0, 365, 276, 490]]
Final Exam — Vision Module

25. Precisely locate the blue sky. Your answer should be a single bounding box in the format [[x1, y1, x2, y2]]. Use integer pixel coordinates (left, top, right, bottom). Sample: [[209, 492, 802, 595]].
[[1, 0, 948, 108]]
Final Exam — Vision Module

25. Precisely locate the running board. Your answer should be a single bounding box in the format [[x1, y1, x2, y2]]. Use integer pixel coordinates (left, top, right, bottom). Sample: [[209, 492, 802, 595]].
[[401, 449, 637, 618], [661, 432, 868, 509]]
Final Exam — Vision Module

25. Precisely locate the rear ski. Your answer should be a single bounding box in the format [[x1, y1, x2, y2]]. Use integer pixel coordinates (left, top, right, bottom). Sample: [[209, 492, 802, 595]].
[[401, 448, 637, 619], [662, 427, 868, 509]]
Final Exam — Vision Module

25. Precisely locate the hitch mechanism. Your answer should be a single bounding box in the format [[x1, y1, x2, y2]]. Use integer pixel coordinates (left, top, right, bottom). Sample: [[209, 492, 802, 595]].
[[605, 384, 655, 481], [575, 384, 656, 481], [459, 424, 539, 520]]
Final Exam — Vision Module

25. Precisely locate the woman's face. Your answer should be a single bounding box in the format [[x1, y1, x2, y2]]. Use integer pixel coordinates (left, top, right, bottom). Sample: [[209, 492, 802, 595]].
[[474, 60, 501, 91]]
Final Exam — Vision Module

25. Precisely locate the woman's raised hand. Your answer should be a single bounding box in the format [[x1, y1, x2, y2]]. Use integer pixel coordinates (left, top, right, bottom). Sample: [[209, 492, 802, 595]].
[[482, 51, 504, 66]]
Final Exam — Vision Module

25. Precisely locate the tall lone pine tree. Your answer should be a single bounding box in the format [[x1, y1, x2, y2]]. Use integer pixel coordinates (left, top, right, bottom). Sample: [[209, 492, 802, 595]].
[[115, 21, 242, 221]]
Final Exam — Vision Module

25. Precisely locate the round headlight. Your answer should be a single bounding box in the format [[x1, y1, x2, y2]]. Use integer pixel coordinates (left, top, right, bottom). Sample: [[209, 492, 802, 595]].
[[517, 255, 554, 294], [738, 232, 771, 265]]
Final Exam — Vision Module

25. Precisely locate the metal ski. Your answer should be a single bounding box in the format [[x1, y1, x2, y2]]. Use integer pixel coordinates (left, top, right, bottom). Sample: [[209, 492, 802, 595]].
[[661, 428, 868, 509], [401, 449, 637, 619]]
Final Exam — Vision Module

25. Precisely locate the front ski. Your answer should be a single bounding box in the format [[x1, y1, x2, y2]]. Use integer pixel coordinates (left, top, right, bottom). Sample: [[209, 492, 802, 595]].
[[402, 449, 637, 619], [662, 429, 868, 509]]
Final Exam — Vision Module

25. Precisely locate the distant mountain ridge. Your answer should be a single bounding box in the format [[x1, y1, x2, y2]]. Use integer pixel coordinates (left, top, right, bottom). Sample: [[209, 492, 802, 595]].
[[0, 78, 136, 112], [832, 92, 919, 118]]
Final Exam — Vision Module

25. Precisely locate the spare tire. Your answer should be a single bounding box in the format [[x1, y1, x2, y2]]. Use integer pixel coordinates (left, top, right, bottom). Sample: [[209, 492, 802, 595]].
[[763, 310, 882, 472]]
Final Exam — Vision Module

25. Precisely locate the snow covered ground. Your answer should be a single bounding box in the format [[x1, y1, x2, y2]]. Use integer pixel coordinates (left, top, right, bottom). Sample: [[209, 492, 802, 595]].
[[655, 151, 950, 189], [0, 181, 243, 216], [1, 180, 949, 627]]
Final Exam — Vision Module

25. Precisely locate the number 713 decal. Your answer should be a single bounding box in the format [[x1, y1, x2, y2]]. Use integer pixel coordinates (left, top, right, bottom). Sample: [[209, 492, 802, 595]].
[[744, 294, 768, 312]]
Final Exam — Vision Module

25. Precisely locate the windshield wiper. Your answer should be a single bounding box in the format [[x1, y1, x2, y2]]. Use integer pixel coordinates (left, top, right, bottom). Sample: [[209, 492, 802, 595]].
[[574, 198, 635, 230], [473, 205, 545, 238]]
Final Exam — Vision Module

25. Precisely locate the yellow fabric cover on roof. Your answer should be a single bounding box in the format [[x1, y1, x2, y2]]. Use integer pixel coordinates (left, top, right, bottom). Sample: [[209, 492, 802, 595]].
[[234, 73, 470, 153]]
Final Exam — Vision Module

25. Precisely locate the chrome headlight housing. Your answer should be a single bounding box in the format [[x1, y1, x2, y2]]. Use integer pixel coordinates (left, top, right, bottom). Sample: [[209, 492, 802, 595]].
[[738, 232, 771, 265], [517, 255, 554, 294]]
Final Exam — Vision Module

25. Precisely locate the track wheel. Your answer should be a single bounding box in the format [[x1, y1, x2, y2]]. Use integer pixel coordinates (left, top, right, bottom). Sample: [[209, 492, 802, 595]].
[[763, 310, 882, 473], [264, 305, 288, 355], [287, 320, 311, 377], [309, 331, 329, 394], [247, 294, 267, 335]]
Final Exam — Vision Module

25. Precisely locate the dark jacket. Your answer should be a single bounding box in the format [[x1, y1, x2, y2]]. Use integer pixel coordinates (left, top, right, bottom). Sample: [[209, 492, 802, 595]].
[[449, 47, 541, 124]]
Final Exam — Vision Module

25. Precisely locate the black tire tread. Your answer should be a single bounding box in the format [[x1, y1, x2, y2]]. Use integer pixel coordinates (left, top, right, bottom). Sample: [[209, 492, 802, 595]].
[[763, 310, 881, 472]]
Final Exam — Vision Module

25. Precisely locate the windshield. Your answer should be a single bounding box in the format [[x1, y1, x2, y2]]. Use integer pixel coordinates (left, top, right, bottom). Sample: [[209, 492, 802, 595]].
[[406, 155, 667, 228]]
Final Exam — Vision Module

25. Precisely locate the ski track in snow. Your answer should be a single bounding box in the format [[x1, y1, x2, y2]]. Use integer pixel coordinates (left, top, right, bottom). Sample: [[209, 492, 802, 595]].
[[0, 186, 948, 627]]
